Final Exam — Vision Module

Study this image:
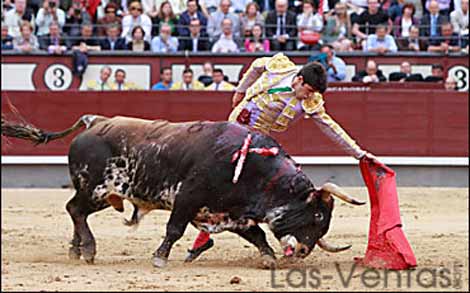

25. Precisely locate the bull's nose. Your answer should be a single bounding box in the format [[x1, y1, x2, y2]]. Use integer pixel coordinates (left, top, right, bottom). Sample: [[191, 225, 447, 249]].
[[295, 243, 310, 258]]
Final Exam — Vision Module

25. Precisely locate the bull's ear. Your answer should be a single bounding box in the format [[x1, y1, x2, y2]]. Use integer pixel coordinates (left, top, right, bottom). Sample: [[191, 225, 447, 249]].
[[306, 190, 331, 204], [321, 190, 333, 204], [305, 191, 316, 204]]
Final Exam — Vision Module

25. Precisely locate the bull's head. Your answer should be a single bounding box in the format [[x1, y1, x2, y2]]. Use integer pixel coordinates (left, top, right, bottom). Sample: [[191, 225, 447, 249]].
[[266, 179, 365, 259]]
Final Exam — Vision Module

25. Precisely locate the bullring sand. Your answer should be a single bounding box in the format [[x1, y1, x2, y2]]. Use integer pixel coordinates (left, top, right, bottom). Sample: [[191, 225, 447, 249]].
[[1, 187, 468, 291]]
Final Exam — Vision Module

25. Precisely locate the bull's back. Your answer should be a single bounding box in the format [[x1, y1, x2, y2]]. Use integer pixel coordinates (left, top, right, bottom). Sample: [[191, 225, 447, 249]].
[[67, 116, 289, 213]]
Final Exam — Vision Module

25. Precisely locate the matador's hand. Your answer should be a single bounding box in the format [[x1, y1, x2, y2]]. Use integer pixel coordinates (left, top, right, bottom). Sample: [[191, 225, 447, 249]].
[[232, 92, 245, 108], [362, 152, 381, 164]]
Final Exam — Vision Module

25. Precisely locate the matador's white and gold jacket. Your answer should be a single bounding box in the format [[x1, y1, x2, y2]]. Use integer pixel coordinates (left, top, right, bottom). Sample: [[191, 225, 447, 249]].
[[228, 53, 365, 159]]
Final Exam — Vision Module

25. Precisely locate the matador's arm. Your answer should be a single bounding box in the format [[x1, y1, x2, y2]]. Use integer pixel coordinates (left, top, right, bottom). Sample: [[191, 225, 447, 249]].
[[310, 106, 366, 159], [235, 57, 271, 93]]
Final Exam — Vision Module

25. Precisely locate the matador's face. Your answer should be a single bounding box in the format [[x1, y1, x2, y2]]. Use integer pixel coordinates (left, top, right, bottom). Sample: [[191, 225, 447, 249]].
[[292, 76, 316, 101]]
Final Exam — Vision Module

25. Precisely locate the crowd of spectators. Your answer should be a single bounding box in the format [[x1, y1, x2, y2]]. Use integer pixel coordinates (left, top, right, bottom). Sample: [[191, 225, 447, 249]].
[[89, 58, 456, 93], [1, 0, 468, 53]]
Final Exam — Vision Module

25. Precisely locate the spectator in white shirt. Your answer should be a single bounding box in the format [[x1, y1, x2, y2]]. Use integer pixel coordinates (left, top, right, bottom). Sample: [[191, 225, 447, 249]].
[[35, 0, 65, 36], [4, 0, 35, 38], [178, 18, 210, 51], [151, 23, 179, 52], [211, 18, 239, 52], [364, 24, 398, 53], [121, 0, 153, 42], [13, 21, 39, 52], [296, 0, 323, 50], [450, 0, 468, 35]]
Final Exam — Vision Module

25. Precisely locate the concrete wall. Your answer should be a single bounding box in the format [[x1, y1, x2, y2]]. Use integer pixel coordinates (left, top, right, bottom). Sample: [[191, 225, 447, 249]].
[[2, 164, 468, 188]]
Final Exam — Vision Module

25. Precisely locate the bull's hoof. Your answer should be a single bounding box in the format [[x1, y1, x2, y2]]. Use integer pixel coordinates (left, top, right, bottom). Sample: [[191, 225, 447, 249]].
[[84, 256, 95, 264], [80, 245, 96, 264], [68, 247, 81, 260], [152, 256, 168, 268], [260, 254, 277, 270]]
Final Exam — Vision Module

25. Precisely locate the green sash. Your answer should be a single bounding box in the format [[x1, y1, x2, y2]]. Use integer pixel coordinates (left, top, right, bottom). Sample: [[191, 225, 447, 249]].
[[267, 87, 293, 94]]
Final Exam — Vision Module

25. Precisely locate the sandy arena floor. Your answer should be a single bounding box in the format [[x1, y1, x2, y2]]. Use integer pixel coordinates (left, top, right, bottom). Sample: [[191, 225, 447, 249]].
[[1, 187, 468, 291]]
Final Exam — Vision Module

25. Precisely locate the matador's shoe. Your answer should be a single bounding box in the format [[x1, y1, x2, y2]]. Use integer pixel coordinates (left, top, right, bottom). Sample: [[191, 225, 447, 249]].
[[184, 238, 214, 262]]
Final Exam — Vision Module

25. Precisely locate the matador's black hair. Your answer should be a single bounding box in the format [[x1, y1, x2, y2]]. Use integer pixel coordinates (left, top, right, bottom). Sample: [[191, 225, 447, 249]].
[[297, 61, 328, 94]]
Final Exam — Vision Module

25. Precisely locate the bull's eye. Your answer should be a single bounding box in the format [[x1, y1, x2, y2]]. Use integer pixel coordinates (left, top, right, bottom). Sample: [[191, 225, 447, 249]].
[[314, 212, 324, 221]]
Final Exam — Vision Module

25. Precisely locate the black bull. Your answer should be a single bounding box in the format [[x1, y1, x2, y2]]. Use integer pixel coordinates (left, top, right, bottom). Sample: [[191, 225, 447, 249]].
[[1, 114, 365, 269]]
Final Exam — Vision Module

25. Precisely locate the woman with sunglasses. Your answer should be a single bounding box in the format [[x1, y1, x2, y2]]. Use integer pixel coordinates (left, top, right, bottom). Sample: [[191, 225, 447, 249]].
[[121, 0, 152, 42], [97, 2, 122, 36]]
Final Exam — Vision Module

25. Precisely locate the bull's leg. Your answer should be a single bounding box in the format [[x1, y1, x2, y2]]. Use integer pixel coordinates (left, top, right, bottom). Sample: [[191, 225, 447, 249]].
[[152, 199, 198, 268], [230, 225, 277, 269], [65, 192, 109, 264], [68, 229, 82, 260]]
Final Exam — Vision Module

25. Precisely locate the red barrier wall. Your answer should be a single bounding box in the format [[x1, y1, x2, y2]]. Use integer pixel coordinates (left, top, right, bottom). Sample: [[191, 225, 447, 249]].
[[1, 88, 468, 157]]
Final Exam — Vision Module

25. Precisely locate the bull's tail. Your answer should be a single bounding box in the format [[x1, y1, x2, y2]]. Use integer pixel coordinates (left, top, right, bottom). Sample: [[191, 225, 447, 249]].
[[1, 114, 106, 145]]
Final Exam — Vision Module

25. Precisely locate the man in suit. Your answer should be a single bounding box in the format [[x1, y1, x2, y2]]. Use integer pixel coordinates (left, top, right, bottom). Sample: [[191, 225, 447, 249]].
[[39, 21, 68, 54], [178, 18, 209, 52], [398, 25, 428, 51], [69, 23, 101, 51], [388, 61, 424, 82], [255, 0, 295, 13], [424, 63, 445, 82], [254, 0, 275, 12], [265, 0, 297, 51], [352, 60, 387, 83], [100, 24, 127, 51], [420, 0, 449, 38], [427, 22, 462, 53], [177, 0, 208, 37]]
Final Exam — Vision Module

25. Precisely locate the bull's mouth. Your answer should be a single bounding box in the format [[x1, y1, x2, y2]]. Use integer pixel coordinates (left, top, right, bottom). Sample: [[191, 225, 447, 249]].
[[283, 243, 311, 258], [280, 235, 311, 258], [281, 235, 353, 258]]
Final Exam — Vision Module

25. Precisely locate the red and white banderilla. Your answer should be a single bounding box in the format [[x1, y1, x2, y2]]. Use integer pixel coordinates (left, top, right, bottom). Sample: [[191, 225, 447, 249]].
[[231, 133, 279, 184]]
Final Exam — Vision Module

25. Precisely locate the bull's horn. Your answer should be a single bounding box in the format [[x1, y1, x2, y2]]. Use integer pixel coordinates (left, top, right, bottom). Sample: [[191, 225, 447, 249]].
[[316, 238, 352, 253], [321, 183, 366, 205]]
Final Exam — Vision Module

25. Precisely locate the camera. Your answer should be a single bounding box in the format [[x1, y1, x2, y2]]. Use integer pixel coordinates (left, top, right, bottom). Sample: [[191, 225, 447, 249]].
[[49, 1, 56, 8], [74, 8, 81, 14]]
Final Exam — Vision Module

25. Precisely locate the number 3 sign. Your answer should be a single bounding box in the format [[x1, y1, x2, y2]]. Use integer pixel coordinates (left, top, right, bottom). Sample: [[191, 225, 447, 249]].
[[44, 64, 73, 91], [448, 65, 469, 92]]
